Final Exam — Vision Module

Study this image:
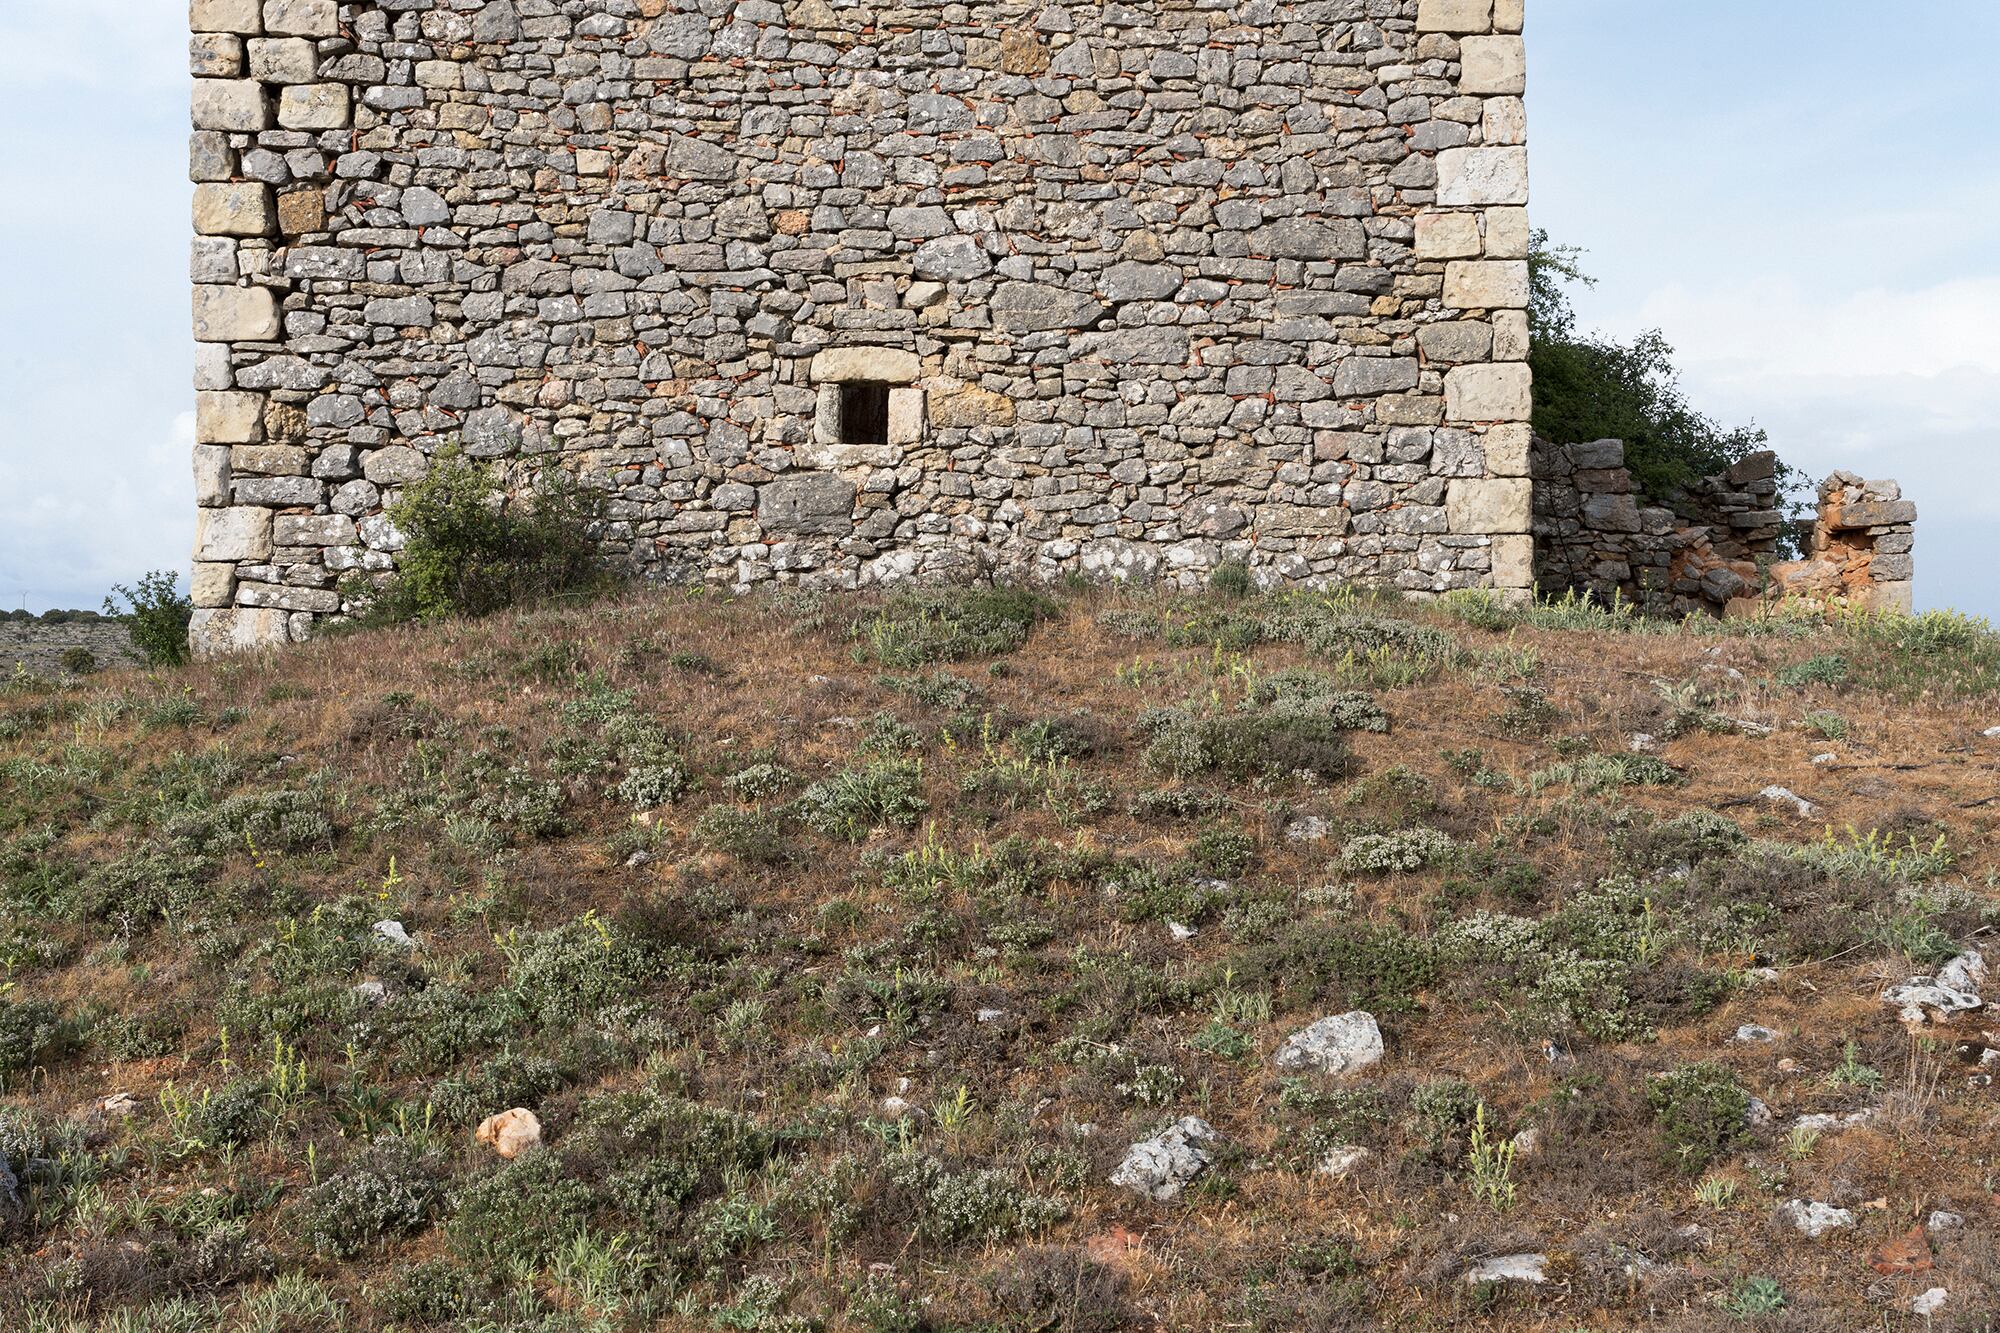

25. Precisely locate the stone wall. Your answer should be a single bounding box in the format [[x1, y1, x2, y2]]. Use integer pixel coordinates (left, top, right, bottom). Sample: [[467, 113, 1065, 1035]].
[[1532, 436, 1783, 616], [1, 623, 142, 678], [1765, 473, 1916, 614], [186, 0, 1537, 653], [1533, 439, 1918, 618]]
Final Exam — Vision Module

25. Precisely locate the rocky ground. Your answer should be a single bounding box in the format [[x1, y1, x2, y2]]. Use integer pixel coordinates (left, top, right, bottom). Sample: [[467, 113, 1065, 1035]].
[[1, 583, 1997, 1331]]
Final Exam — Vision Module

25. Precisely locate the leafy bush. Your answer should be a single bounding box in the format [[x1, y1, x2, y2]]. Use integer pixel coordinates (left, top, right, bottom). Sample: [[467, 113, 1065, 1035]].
[[105, 571, 194, 667], [1529, 232, 1796, 515], [857, 586, 1056, 666], [1775, 654, 1848, 690], [300, 1138, 445, 1257], [888, 1153, 1067, 1245], [351, 444, 607, 624], [1646, 1064, 1750, 1175], [449, 1150, 596, 1268], [1141, 686, 1382, 784], [1338, 828, 1456, 875], [0, 996, 76, 1086], [58, 647, 98, 676], [800, 760, 929, 841]]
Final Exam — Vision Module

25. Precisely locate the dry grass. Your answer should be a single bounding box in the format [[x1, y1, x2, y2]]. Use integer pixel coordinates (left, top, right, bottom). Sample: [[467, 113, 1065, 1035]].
[[0, 582, 1996, 1331]]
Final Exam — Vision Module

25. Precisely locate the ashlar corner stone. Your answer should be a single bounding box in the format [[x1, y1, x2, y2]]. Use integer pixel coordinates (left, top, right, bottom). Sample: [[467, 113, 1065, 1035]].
[[1444, 363, 1533, 423], [192, 284, 280, 342], [1437, 147, 1529, 206], [1447, 478, 1532, 535], [192, 79, 269, 132], [191, 0, 262, 34], [1459, 35, 1527, 95], [262, 0, 337, 38], [1417, 0, 1493, 33], [193, 182, 274, 237]]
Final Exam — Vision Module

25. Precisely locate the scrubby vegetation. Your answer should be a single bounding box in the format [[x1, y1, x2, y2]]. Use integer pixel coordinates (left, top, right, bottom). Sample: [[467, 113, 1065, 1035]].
[[1, 580, 1997, 1330]]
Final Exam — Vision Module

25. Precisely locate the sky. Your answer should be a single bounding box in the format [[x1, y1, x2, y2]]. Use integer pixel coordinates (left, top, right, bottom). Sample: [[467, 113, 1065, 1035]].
[[0, 2, 1991, 618]]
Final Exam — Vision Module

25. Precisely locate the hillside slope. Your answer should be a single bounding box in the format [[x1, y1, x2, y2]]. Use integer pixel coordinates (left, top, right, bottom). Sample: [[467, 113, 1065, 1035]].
[[2, 585, 1998, 1332]]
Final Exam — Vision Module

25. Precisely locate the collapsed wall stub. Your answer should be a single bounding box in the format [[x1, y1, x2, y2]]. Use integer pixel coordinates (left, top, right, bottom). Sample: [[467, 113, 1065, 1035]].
[[1532, 439, 1916, 617], [1764, 473, 1917, 614], [186, 0, 1539, 655]]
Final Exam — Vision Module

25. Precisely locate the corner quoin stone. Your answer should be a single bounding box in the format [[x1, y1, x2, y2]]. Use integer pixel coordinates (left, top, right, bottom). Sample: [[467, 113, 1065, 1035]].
[[191, 0, 263, 34], [192, 284, 279, 342], [1445, 363, 1533, 422], [193, 182, 273, 237], [1459, 36, 1527, 96], [1447, 478, 1532, 535], [1417, 0, 1494, 33], [191, 79, 269, 132]]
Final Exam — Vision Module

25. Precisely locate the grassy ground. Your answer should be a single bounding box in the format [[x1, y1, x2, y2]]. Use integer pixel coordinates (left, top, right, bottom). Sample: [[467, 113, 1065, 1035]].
[[2, 582, 1998, 1332]]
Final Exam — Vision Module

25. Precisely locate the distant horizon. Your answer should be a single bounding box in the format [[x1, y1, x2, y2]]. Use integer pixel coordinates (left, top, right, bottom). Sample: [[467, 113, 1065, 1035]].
[[2, 1, 1991, 618]]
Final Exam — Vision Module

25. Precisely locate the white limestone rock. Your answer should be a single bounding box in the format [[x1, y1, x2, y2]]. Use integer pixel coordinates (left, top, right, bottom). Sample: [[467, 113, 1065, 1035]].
[[1110, 1117, 1216, 1201], [1274, 1011, 1384, 1077]]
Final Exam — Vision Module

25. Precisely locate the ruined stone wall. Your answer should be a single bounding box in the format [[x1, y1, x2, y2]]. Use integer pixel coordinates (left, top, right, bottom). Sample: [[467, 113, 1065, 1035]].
[[1532, 437, 1782, 617], [1533, 440, 1918, 618], [188, 0, 1536, 653], [1767, 473, 1916, 614]]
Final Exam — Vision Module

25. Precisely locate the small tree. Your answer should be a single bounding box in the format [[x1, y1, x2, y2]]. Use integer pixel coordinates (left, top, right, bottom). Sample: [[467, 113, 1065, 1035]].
[[105, 571, 194, 667], [1529, 231, 1801, 519], [351, 445, 609, 624]]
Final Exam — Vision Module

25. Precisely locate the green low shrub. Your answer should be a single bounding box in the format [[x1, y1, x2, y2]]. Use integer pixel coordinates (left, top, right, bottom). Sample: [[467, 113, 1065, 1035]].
[[105, 570, 194, 667], [348, 444, 608, 624], [1646, 1063, 1751, 1175], [800, 760, 929, 841], [300, 1138, 445, 1257], [857, 587, 1055, 666]]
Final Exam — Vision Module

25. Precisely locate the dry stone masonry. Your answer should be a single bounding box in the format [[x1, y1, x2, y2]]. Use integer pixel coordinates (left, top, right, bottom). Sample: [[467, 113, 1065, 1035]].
[[1533, 438, 1916, 618], [1765, 472, 1917, 614], [187, 0, 1537, 652], [1532, 438, 1785, 617]]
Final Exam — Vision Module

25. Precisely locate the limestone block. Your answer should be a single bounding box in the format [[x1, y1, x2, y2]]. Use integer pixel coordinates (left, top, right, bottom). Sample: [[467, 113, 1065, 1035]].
[[262, 0, 337, 38], [191, 0, 262, 34], [193, 505, 273, 562], [1444, 363, 1532, 422], [759, 474, 856, 536], [190, 563, 239, 609], [196, 390, 264, 444], [1491, 533, 1535, 588], [1492, 310, 1530, 362], [247, 36, 317, 83], [189, 608, 291, 659], [1484, 423, 1532, 477], [1447, 478, 1532, 535], [1414, 212, 1482, 260], [1494, 0, 1525, 33], [279, 84, 350, 130], [1484, 207, 1531, 260], [1484, 97, 1528, 146], [193, 182, 274, 237], [1858, 581, 1915, 614], [812, 346, 920, 384], [193, 344, 233, 392], [888, 388, 924, 444], [1460, 36, 1527, 95], [929, 384, 1018, 428], [192, 284, 280, 342], [190, 130, 234, 182], [1417, 0, 1492, 33], [1444, 261, 1530, 310], [1437, 147, 1529, 206], [1416, 321, 1492, 365], [192, 445, 233, 506], [190, 34, 242, 77], [362, 446, 429, 485], [192, 79, 269, 132]]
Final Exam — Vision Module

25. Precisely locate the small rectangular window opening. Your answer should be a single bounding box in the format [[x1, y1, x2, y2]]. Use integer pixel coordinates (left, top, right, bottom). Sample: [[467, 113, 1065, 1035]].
[[838, 381, 891, 446]]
